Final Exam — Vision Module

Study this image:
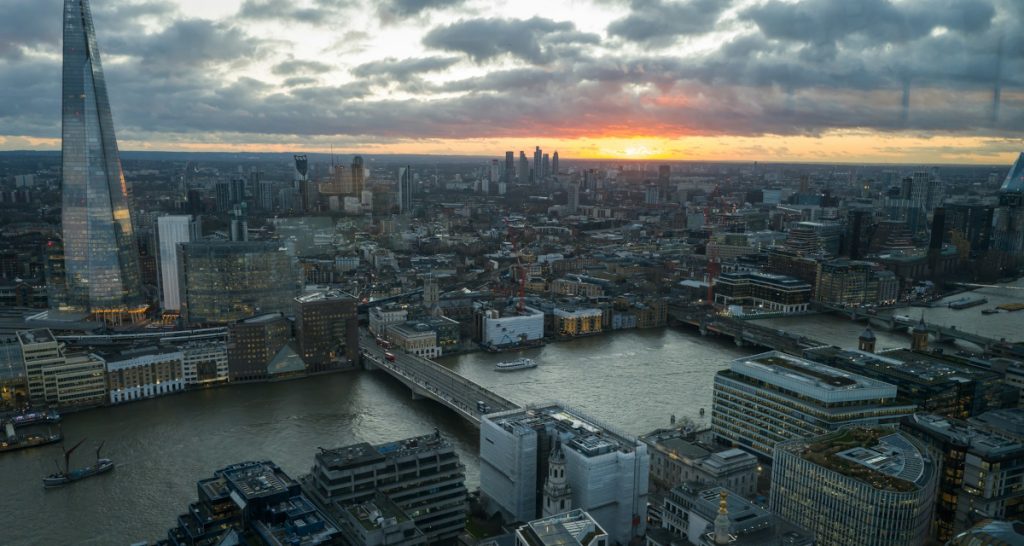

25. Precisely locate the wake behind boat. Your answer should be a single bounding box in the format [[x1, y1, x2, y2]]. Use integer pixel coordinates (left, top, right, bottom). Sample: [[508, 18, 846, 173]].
[[44, 439, 114, 488], [495, 357, 537, 372]]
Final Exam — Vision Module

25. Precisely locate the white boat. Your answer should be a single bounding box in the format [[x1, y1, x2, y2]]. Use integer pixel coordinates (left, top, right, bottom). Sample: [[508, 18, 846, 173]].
[[495, 357, 537, 372]]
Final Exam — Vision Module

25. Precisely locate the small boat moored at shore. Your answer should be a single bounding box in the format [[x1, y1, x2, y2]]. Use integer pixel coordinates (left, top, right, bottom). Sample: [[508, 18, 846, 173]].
[[495, 357, 537, 372]]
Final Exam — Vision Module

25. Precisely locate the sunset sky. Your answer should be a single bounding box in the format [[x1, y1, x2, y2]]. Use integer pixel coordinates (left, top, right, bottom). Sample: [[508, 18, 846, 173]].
[[1, 0, 1022, 163]]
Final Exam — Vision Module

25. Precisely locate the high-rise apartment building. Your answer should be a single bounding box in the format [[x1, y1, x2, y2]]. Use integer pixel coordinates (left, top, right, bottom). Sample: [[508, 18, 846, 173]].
[[156, 215, 199, 312], [771, 428, 937, 546], [542, 153, 550, 179], [552, 151, 559, 176], [712, 351, 914, 459], [257, 180, 275, 211], [60, 0, 146, 322], [304, 431, 468, 544], [397, 166, 413, 214], [294, 290, 358, 373], [520, 151, 530, 183], [480, 404, 649, 545], [178, 241, 298, 324]]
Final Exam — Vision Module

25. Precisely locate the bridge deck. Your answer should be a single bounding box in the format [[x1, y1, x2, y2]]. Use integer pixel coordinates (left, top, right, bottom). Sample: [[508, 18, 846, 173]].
[[359, 331, 519, 426]]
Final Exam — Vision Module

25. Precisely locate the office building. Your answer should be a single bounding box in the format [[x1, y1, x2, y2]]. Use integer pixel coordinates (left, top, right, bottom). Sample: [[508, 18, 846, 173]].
[[542, 153, 550, 179], [103, 347, 185, 404], [295, 290, 358, 373], [156, 215, 199, 312], [395, 165, 413, 214], [505, 151, 515, 185], [806, 347, 1018, 419], [162, 460, 341, 546], [654, 484, 813, 546], [60, 0, 146, 323], [944, 202, 994, 257], [814, 260, 898, 307], [567, 179, 580, 214], [902, 412, 1024, 541], [771, 428, 937, 546], [712, 351, 914, 459], [640, 427, 759, 497], [178, 241, 298, 324], [533, 147, 542, 183], [784, 222, 843, 257], [304, 431, 468, 544], [514, 509, 608, 546], [226, 313, 292, 382], [368, 305, 408, 336], [552, 151, 559, 176], [713, 272, 812, 314], [180, 341, 229, 386], [18, 328, 106, 408], [480, 404, 649, 545], [385, 321, 441, 358], [520, 151, 530, 184]]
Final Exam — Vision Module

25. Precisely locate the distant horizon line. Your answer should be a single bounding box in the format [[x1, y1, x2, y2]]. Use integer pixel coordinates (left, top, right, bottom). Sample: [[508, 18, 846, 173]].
[[0, 149, 1011, 168]]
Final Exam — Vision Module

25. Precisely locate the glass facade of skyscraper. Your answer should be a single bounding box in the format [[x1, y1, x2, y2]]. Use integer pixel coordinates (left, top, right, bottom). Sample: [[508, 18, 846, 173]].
[[178, 241, 298, 324], [60, 0, 145, 321]]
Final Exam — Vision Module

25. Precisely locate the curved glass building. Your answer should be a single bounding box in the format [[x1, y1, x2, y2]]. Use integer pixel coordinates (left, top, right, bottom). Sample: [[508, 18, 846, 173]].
[[60, 0, 146, 322]]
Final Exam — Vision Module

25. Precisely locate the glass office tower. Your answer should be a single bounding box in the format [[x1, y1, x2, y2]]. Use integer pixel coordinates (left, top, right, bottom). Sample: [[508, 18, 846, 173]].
[[60, 0, 146, 322]]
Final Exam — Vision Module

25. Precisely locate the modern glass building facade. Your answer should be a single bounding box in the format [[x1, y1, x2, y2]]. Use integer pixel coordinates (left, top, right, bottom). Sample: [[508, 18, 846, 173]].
[[178, 241, 298, 324], [771, 428, 937, 546], [60, 0, 145, 322]]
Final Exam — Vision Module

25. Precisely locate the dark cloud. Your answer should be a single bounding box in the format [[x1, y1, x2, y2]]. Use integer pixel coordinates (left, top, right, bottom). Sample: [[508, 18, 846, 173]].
[[272, 60, 334, 76], [422, 17, 589, 64], [608, 0, 731, 45], [351, 56, 460, 80], [0, 0, 1021, 148], [0, 0, 61, 59], [742, 0, 995, 47], [377, 0, 465, 22]]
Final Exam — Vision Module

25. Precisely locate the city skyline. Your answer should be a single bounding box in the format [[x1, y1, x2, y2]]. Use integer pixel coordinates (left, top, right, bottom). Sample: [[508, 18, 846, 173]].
[[1, 0, 1021, 163]]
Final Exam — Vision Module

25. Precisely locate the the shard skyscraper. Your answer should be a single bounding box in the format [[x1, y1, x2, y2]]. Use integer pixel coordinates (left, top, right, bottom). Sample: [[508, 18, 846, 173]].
[[60, 0, 146, 322]]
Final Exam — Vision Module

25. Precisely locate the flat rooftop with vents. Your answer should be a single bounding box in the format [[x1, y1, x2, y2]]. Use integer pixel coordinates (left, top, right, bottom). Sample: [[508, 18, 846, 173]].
[[731, 351, 898, 403]]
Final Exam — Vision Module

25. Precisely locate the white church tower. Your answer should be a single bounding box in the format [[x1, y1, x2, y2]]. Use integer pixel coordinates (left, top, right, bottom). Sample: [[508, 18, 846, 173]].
[[543, 438, 573, 516]]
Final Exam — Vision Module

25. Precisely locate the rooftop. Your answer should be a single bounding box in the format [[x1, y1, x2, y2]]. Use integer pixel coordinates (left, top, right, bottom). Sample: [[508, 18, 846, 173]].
[[295, 289, 356, 304], [17, 328, 55, 345], [906, 413, 1024, 458], [218, 461, 296, 501], [316, 430, 452, 471], [806, 347, 995, 386], [786, 428, 932, 493], [517, 509, 607, 546], [730, 351, 898, 402], [487, 404, 639, 457]]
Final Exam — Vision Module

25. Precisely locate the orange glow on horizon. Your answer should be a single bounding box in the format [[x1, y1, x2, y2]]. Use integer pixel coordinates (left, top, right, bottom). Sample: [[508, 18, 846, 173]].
[[2, 130, 1021, 165]]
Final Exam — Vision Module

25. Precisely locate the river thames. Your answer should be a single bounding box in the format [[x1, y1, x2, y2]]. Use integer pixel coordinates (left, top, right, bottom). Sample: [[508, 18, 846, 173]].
[[0, 327, 753, 545]]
